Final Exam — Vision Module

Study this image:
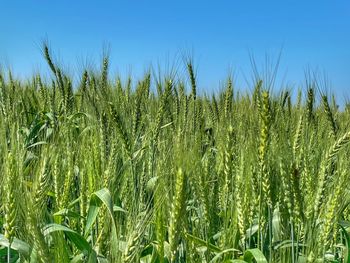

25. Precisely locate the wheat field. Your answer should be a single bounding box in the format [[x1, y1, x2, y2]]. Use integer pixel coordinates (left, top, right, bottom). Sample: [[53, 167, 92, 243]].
[[0, 45, 350, 262]]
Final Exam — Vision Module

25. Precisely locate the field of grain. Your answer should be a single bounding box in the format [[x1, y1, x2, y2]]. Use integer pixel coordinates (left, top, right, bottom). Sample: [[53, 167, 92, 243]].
[[0, 45, 349, 262]]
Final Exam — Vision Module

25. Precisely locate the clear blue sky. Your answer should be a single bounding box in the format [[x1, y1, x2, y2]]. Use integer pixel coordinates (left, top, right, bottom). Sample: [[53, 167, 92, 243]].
[[1, 1, 349, 99]]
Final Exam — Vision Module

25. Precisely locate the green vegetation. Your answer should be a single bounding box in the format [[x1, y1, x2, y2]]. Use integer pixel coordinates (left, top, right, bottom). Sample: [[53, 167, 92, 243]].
[[0, 45, 350, 262]]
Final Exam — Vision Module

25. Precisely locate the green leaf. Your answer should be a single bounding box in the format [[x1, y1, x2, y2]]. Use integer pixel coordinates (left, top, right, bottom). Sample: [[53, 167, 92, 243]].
[[68, 196, 81, 208], [97, 256, 109, 263], [70, 253, 84, 263], [0, 234, 31, 258], [84, 188, 119, 260], [30, 247, 38, 263], [43, 223, 90, 251], [85, 188, 114, 236], [139, 242, 167, 263], [340, 220, 350, 227], [113, 205, 127, 213], [54, 208, 82, 219], [27, 141, 47, 149], [185, 233, 221, 253], [274, 239, 306, 249], [67, 112, 91, 122], [243, 249, 268, 263], [146, 176, 158, 193], [42, 223, 97, 262], [246, 224, 259, 239], [272, 206, 282, 242], [209, 248, 240, 263], [0, 247, 19, 263], [340, 224, 350, 263]]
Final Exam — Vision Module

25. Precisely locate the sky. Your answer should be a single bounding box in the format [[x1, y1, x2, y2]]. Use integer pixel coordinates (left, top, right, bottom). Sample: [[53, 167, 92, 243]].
[[1, 1, 350, 100]]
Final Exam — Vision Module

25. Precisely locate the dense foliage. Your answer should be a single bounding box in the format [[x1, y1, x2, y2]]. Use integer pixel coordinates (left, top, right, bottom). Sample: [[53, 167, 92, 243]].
[[0, 46, 350, 262]]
